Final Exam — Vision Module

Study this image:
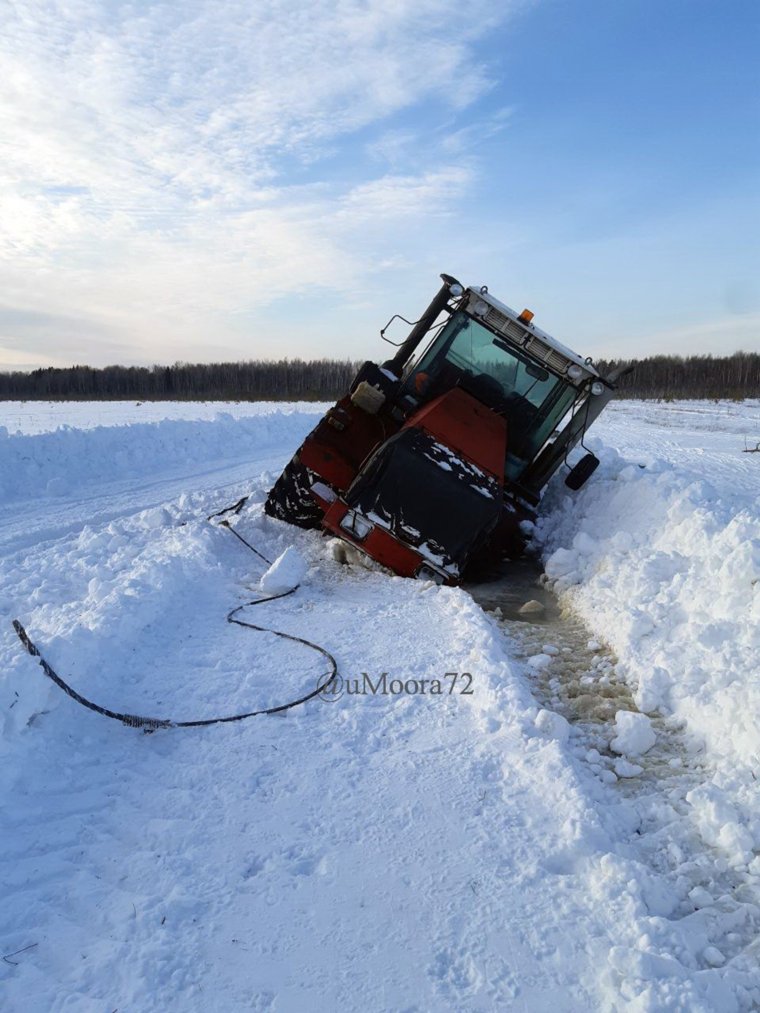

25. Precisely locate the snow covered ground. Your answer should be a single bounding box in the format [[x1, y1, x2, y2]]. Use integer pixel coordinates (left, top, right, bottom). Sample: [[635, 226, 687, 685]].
[[1, 399, 759, 1011], [0, 399, 329, 436]]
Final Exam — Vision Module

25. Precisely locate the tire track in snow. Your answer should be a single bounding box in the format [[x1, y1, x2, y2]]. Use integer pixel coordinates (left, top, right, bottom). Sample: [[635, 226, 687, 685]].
[[471, 563, 760, 1004]]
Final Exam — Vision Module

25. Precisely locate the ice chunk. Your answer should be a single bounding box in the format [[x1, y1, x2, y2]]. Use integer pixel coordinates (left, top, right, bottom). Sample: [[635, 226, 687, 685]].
[[260, 546, 307, 595], [527, 653, 553, 671], [572, 532, 597, 554], [614, 758, 643, 778], [703, 946, 725, 967], [544, 547, 576, 579], [610, 711, 656, 756], [534, 708, 570, 743], [688, 886, 713, 908]]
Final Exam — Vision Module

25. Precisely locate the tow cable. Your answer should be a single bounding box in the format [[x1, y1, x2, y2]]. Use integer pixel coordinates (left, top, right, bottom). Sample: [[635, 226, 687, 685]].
[[11, 496, 338, 731]]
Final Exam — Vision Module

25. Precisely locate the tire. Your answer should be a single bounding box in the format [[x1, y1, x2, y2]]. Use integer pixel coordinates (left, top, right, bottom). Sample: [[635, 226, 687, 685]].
[[264, 455, 324, 529]]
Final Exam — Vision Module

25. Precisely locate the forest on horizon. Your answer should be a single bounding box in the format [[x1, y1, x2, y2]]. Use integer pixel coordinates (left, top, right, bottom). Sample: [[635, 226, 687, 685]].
[[0, 351, 758, 402]]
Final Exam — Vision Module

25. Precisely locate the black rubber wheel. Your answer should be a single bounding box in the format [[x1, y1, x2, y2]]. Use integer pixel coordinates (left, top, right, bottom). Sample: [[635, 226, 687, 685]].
[[264, 455, 324, 529]]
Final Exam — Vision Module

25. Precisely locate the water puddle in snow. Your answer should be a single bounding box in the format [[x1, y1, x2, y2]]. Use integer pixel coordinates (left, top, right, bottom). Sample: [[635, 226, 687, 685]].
[[468, 558, 699, 785], [467, 560, 760, 985]]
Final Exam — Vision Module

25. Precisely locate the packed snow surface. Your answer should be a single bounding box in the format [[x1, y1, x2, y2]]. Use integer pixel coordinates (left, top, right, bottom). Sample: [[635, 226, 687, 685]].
[[1, 398, 759, 1011]]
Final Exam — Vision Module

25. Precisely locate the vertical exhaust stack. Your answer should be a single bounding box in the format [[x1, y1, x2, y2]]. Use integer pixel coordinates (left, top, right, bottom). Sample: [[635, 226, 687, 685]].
[[385, 274, 464, 376]]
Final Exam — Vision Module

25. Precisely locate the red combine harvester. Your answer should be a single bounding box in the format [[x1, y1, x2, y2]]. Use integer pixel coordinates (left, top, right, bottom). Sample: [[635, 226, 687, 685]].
[[265, 274, 621, 584]]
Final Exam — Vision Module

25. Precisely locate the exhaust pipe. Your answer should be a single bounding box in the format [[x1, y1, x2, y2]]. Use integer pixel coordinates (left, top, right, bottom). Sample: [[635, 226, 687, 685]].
[[386, 274, 462, 375]]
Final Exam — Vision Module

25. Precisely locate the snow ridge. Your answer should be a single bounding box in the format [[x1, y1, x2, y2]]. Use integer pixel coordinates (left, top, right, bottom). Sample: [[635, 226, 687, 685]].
[[0, 410, 324, 506]]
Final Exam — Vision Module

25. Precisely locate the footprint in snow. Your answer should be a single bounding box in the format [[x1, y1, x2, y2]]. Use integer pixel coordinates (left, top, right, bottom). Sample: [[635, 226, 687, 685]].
[[430, 947, 482, 995], [282, 845, 327, 877]]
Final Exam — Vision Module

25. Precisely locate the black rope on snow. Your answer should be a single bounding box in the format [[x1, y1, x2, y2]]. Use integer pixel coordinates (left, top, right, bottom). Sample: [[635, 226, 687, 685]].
[[207, 494, 272, 564], [12, 620, 172, 731], [218, 520, 273, 567], [206, 495, 249, 522], [11, 496, 338, 731]]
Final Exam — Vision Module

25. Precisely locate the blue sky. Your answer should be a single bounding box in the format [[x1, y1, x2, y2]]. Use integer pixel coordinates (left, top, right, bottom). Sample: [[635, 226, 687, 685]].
[[0, 0, 757, 369]]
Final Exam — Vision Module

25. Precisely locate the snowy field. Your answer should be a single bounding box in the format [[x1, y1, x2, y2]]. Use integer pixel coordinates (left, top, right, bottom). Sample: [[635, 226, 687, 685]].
[[1, 399, 760, 1011], [0, 399, 331, 436]]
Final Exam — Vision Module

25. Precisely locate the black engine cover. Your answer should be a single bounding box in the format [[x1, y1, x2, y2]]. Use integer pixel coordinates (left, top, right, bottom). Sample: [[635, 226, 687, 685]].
[[345, 428, 501, 575]]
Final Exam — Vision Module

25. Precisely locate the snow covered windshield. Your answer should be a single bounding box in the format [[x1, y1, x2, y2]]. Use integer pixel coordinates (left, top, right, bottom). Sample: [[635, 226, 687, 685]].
[[411, 311, 578, 477]]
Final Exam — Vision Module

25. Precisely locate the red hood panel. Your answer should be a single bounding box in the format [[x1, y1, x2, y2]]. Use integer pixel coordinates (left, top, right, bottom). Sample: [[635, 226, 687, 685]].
[[403, 387, 507, 482]]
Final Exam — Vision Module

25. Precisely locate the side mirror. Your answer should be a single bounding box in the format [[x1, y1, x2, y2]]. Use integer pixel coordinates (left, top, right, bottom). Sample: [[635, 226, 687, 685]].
[[565, 453, 599, 490]]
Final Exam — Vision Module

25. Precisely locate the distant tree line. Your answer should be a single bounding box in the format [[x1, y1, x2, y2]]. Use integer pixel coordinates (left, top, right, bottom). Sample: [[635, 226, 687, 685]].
[[596, 351, 760, 400], [0, 360, 360, 401], [0, 351, 758, 401]]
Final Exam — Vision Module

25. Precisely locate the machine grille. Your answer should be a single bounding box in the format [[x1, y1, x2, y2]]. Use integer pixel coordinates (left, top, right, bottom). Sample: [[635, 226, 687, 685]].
[[504, 320, 527, 342], [525, 336, 569, 374], [482, 303, 571, 375], [485, 307, 508, 330], [485, 307, 528, 344]]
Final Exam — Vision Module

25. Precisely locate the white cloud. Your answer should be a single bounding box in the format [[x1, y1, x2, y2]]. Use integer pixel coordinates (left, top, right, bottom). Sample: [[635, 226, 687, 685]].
[[0, 0, 523, 365], [366, 129, 420, 168], [335, 167, 474, 224]]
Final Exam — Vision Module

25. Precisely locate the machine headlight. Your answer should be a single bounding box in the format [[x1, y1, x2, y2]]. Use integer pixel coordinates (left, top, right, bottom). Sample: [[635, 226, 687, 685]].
[[416, 564, 446, 585], [449, 282, 464, 297], [340, 510, 373, 541], [567, 364, 584, 380], [473, 299, 489, 316], [591, 381, 605, 395]]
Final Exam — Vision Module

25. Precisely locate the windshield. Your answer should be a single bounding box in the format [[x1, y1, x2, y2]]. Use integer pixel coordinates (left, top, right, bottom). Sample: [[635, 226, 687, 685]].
[[408, 311, 578, 479]]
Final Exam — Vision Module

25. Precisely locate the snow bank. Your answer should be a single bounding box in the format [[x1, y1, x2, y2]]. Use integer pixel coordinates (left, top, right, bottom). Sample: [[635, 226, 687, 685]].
[[536, 438, 760, 866], [0, 410, 323, 506], [0, 399, 329, 435]]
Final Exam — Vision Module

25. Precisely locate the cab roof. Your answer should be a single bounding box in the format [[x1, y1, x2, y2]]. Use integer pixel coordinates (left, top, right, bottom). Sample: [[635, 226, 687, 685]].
[[465, 287, 602, 382]]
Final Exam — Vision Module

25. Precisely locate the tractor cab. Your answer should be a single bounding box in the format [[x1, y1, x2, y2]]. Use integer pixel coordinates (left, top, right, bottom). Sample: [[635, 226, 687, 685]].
[[400, 308, 580, 483]]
